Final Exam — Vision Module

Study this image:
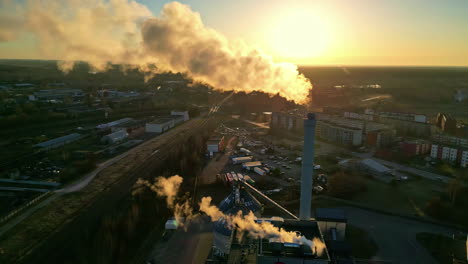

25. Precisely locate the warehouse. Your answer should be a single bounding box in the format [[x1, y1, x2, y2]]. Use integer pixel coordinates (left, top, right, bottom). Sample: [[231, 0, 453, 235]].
[[207, 136, 225, 156], [34, 133, 83, 151], [96, 118, 134, 130], [145, 116, 184, 133], [359, 158, 394, 181], [101, 130, 128, 144]]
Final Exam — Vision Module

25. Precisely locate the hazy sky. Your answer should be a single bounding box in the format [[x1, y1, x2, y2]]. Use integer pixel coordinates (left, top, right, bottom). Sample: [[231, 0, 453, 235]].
[[1, 0, 467, 66]]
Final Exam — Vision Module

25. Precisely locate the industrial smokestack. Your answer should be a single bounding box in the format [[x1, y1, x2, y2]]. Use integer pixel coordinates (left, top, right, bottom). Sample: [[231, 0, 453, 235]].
[[300, 113, 316, 220]]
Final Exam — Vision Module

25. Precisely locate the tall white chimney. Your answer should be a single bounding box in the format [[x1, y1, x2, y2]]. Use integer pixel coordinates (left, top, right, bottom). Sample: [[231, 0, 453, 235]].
[[300, 113, 316, 220]]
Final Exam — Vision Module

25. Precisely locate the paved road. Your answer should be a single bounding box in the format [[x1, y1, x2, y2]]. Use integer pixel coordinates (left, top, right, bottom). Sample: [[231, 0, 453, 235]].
[[242, 119, 270, 129], [344, 206, 458, 264], [372, 158, 452, 183]]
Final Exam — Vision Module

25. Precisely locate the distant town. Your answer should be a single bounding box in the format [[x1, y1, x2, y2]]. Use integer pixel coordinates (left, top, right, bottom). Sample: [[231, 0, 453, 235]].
[[0, 61, 467, 264]]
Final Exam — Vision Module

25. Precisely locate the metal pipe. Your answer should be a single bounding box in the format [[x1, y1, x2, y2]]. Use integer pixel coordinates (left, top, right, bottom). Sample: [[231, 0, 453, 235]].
[[300, 113, 316, 220]]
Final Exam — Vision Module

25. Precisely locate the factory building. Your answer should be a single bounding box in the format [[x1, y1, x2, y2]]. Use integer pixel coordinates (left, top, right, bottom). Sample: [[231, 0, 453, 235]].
[[315, 208, 347, 242], [271, 112, 304, 132], [255, 219, 330, 264], [430, 144, 468, 167], [211, 186, 263, 257], [145, 116, 184, 133], [34, 133, 83, 151]]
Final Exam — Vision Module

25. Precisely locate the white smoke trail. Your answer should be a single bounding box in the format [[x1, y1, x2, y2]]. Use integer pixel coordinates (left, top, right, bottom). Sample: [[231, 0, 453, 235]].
[[0, 0, 312, 103], [141, 176, 325, 257]]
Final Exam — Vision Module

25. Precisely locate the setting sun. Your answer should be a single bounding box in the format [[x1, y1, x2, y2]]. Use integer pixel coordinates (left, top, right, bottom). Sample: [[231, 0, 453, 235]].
[[269, 10, 330, 59]]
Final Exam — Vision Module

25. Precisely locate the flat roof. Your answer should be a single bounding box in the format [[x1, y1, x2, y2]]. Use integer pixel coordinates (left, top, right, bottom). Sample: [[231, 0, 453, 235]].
[[35, 133, 82, 148], [258, 219, 329, 260], [361, 158, 390, 173], [147, 115, 181, 124], [315, 208, 347, 222]]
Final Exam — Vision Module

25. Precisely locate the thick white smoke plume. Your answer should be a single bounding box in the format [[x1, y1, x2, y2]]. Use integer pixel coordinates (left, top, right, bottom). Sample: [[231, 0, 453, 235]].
[[139, 175, 325, 257], [0, 0, 312, 103]]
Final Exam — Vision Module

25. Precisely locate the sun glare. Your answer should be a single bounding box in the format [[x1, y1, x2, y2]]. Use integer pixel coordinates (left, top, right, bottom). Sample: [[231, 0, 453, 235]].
[[269, 10, 330, 59]]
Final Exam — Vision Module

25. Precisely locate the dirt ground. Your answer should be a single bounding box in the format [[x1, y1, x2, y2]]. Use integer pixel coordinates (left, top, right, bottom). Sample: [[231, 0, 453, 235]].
[[199, 136, 237, 185]]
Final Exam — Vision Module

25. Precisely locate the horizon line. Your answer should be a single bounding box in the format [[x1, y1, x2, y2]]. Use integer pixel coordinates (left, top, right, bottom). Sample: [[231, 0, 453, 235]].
[[0, 58, 467, 68]]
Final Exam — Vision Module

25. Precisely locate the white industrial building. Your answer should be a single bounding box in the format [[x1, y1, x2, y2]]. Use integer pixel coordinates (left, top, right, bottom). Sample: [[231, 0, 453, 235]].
[[359, 158, 394, 181], [101, 130, 128, 144], [96, 118, 134, 130], [171, 110, 190, 121], [145, 116, 184, 133], [206, 136, 225, 157]]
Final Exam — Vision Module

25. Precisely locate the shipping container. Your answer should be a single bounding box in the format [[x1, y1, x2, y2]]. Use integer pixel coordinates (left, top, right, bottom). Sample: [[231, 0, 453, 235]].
[[254, 167, 266, 176]]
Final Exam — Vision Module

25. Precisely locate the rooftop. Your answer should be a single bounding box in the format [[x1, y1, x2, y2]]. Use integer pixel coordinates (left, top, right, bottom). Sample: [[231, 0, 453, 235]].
[[34, 133, 82, 148], [361, 158, 391, 173], [315, 208, 347, 223], [257, 219, 329, 260]]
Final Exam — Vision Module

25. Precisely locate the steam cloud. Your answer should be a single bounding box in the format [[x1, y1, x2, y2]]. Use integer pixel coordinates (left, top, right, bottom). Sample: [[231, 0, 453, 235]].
[[0, 0, 312, 103], [138, 175, 325, 256]]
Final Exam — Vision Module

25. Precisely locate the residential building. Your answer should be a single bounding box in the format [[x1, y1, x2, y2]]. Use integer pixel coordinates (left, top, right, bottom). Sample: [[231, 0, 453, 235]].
[[366, 129, 396, 148], [316, 113, 393, 147], [34, 133, 82, 150], [432, 133, 468, 149], [401, 140, 431, 156], [379, 117, 432, 137], [431, 144, 468, 167], [379, 111, 427, 123], [343, 111, 374, 121], [271, 112, 304, 132], [316, 119, 363, 146]]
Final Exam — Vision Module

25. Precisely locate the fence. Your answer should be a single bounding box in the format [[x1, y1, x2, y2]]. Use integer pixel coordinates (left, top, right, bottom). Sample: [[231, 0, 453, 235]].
[[0, 191, 52, 225]]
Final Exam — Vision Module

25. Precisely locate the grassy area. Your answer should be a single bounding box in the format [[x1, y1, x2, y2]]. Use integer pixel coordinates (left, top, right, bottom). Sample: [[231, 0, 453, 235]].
[[344, 173, 445, 217], [346, 225, 378, 259], [416, 233, 453, 264]]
